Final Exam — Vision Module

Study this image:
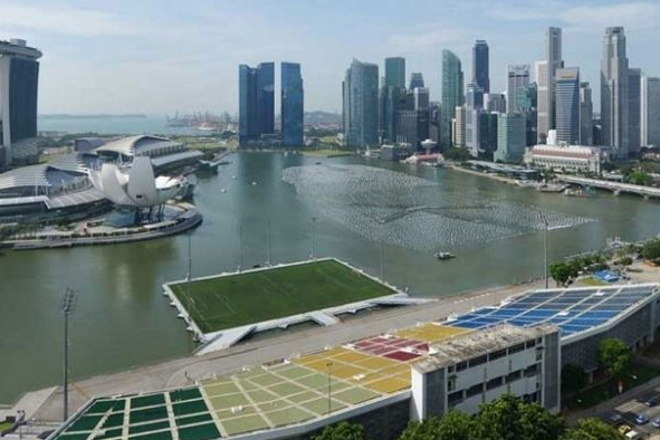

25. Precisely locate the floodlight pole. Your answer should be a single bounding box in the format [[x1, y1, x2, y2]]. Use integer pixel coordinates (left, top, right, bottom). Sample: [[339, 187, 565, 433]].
[[311, 217, 317, 260], [380, 242, 384, 281], [326, 362, 333, 414], [62, 288, 76, 422], [538, 211, 549, 289], [266, 220, 271, 266], [239, 224, 244, 272]]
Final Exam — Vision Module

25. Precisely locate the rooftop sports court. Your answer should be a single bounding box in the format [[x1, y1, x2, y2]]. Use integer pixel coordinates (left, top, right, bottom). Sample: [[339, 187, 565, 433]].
[[165, 259, 397, 334], [51, 284, 658, 439]]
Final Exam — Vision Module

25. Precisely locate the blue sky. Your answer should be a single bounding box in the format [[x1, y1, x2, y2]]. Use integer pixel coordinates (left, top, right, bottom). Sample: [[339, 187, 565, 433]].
[[4, 0, 660, 115]]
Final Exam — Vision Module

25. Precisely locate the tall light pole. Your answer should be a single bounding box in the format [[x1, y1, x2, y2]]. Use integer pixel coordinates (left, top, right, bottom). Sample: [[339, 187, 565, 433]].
[[62, 288, 76, 421], [310, 217, 317, 260], [266, 220, 271, 266], [538, 211, 549, 289], [326, 361, 333, 414]]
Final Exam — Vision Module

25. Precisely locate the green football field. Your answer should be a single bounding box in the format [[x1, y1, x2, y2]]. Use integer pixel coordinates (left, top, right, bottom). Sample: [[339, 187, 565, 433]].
[[168, 259, 396, 333]]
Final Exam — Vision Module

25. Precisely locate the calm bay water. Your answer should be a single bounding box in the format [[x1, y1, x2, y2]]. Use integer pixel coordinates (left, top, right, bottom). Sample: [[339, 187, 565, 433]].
[[0, 152, 658, 404]]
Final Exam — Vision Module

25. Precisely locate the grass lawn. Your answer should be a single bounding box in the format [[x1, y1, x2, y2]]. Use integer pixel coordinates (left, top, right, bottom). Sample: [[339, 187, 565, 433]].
[[0, 422, 12, 432], [578, 276, 607, 286], [168, 260, 395, 333], [563, 363, 660, 411]]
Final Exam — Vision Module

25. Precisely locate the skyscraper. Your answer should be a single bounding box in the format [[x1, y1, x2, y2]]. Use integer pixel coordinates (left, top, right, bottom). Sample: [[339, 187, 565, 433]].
[[537, 27, 563, 143], [472, 40, 490, 93], [413, 87, 430, 110], [642, 76, 660, 147], [0, 39, 42, 167], [409, 72, 424, 90], [506, 64, 530, 114], [385, 57, 405, 88], [579, 82, 594, 145], [628, 68, 641, 154], [343, 59, 379, 149], [495, 113, 526, 163], [238, 62, 274, 146], [281, 62, 304, 147], [465, 83, 484, 157], [485, 93, 506, 113], [601, 26, 630, 158], [441, 50, 464, 148], [555, 67, 580, 144]]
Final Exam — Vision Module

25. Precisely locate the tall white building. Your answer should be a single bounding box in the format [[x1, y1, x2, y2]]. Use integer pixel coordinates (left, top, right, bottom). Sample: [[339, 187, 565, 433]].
[[0, 39, 42, 168], [601, 27, 630, 159], [506, 65, 530, 114], [642, 76, 660, 147], [537, 27, 563, 143]]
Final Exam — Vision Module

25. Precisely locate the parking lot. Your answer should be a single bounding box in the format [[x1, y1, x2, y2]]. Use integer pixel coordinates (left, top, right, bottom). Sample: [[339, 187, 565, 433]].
[[602, 386, 660, 438]]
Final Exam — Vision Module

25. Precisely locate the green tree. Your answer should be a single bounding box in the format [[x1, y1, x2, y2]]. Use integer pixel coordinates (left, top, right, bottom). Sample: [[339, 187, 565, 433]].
[[598, 338, 632, 379], [562, 418, 625, 440], [398, 418, 442, 440], [474, 394, 565, 440], [313, 422, 367, 440], [642, 238, 660, 261], [435, 410, 475, 440], [561, 364, 588, 394], [549, 262, 573, 286], [443, 147, 472, 162], [625, 170, 652, 186]]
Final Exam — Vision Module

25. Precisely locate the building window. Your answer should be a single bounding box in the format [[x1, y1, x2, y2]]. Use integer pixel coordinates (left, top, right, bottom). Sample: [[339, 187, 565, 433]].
[[525, 339, 536, 349], [524, 364, 538, 378], [456, 361, 467, 372], [448, 376, 457, 392], [508, 343, 525, 355], [486, 376, 503, 390], [466, 383, 483, 398], [506, 370, 522, 383], [448, 390, 464, 407], [448, 365, 456, 373], [489, 349, 507, 361], [469, 355, 487, 368]]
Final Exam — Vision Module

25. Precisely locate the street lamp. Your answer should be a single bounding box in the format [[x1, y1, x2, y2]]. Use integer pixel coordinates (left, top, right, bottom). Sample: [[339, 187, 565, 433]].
[[62, 288, 76, 421], [326, 361, 333, 414], [310, 217, 317, 260]]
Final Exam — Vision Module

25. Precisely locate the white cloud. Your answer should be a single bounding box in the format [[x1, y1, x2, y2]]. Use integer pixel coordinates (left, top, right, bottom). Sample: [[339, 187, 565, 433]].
[[0, 4, 148, 37]]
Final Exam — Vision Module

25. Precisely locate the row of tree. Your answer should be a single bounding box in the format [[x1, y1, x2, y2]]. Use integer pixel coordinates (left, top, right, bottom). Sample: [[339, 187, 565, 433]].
[[549, 253, 608, 286], [313, 396, 624, 440]]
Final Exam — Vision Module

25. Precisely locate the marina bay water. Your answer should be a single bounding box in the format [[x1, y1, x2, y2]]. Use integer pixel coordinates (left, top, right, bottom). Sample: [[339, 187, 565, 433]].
[[1, 152, 659, 404]]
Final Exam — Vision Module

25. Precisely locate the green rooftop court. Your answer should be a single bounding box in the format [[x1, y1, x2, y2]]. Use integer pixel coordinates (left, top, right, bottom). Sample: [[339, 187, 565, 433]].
[[165, 258, 397, 334]]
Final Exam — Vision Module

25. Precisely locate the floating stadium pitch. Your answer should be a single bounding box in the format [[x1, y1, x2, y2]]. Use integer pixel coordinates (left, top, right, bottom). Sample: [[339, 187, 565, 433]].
[[163, 258, 425, 352]]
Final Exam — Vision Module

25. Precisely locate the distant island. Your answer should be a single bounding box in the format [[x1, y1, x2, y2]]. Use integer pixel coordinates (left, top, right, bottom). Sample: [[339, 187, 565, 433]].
[[39, 114, 147, 119]]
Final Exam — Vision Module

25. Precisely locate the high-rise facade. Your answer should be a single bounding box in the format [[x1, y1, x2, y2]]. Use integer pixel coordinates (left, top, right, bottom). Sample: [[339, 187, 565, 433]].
[[555, 67, 580, 144], [281, 62, 304, 147], [385, 57, 405, 88], [441, 50, 464, 148], [0, 39, 42, 167], [506, 64, 530, 114], [453, 106, 466, 147], [642, 76, 660, 147], [409, 72, 424, 90], [601, 26, 630, 158], [239, 62, 274, 146], [579, 82, 594, 145], [343, 59, 379, 149], [628, 68, 641, 155], [495, 113, 526, 163], [465, 83, 484, 157], [537, 27, 563, 143], [485, 93, 506, 113], [472, 40, 490, 93]]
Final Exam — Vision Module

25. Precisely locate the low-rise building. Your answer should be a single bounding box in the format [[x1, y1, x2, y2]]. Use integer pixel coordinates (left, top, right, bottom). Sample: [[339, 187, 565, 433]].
[[524, 144, 604, 174], [411, 324, 560, 419]]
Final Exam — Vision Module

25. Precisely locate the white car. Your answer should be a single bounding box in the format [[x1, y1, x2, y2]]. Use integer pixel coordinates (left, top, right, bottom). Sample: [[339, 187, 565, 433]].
[[625, 430, 640, 440]]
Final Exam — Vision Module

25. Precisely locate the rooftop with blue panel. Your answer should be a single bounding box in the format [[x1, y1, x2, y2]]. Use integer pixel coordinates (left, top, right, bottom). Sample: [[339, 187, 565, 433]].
[[446, 284, 658, 339]]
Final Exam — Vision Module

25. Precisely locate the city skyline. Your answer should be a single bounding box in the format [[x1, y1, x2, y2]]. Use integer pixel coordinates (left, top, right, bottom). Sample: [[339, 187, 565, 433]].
[[6, 0, 660, 115]]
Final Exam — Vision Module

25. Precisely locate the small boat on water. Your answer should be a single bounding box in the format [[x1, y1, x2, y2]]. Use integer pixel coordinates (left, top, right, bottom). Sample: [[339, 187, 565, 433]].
[[435, 252, 456, 260]]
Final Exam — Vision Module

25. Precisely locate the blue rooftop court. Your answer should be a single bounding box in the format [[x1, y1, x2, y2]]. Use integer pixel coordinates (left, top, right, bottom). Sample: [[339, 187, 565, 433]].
[[446, 284, 658, 338]]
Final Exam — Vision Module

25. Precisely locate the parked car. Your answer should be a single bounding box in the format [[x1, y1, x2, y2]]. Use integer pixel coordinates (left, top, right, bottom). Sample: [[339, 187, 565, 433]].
[[651, 417, 660, 429], [619, 424, 632, 435], [633, 412, 649, 425], [601, 411, 624, 425], [644, 394, 660, 406], [625, 430, 641, 440]]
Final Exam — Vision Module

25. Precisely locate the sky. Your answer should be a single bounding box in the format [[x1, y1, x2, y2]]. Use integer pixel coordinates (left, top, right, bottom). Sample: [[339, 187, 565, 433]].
[[4, 0, 660, 115]]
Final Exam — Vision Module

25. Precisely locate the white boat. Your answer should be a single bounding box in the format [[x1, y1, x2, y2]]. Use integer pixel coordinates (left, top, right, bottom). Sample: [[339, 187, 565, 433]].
[[435, 252, 456, 260]]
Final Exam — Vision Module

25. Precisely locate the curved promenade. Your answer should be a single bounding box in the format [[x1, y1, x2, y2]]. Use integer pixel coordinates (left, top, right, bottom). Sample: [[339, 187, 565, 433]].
[[5, 204, 202, 250]]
